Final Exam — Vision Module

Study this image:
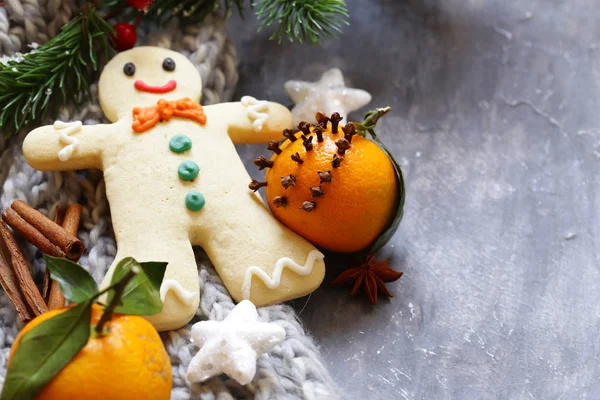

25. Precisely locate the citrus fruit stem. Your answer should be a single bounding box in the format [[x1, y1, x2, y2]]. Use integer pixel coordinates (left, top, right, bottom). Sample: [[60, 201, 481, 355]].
[[353, 106, 392, 137], [94, 267, 138, 335], [365, 106, 391, 127]]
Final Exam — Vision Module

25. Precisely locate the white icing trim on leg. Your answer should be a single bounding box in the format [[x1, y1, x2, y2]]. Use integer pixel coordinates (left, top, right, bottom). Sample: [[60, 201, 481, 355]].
[[54, 120, 82, 161], [160, 279, 198, 306], [241, 96, 269, 132], [242, 250, 325, 300]]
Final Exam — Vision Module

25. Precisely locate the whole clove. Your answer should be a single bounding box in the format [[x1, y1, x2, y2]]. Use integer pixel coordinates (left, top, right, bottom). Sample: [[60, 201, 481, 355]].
[[330, 112, 343, 133], [254, 156, 274, 170], [291, 152, 304, 164], [281, 174, 297, 189], [272, 196, 288, 208], [342, 123, 357, 142], [249, 179, 268, 192], [301, 135, 314, 151], [335, 138, 351, 155], [332, 154, 344, 168], [298, 121, 312, 136], [313, 124, 325, 142], [310, 186, 324, 198], [318, 170, 332, 183], [267, 140, 282, 155], [315, 111, 330, 128], [301, 201, 317, 212], [282, 128, 297, 142]]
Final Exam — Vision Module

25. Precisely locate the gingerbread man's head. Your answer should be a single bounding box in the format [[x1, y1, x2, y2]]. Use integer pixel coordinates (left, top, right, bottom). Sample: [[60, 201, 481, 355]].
[[98, 47, 202, 122]]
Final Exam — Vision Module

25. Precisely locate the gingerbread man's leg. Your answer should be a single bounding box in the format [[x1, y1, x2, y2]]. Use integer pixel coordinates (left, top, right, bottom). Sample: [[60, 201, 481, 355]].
[[186, 102, 323, 306], [190, 191, 325, 307], [102, 224, 199, 332]]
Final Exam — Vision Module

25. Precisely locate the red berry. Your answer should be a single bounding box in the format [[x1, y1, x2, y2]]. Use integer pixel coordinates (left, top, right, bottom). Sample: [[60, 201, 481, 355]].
[[112, 22, 137, 51], [127, 0, 153, 10]]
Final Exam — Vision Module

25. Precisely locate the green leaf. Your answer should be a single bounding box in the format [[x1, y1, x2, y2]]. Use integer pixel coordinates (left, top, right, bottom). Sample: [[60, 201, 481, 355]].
[[43, 255, 99, 303], [368, 131, 406, 253], [0, 301, 93, 400], [0, 7, 114, 136], [106, 258, 167, 315], [352, 107, 406, 253], [140, 261, 169, 293]]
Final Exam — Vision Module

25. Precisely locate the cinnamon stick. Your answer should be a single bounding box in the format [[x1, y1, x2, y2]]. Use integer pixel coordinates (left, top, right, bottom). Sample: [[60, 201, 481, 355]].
[[0, 222, 47, 317], [0, 225, 32, 323], [2, 208, 66, 258], [62, 204, 82, 237], [47, 277, 65, 311], [48, 204, 81, 310], [5, 200, 84, 260], [43, 206, 64, 301]]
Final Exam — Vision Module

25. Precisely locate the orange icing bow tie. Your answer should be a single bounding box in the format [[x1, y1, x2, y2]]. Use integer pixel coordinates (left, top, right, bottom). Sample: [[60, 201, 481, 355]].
[[132, 98, 207, 133]]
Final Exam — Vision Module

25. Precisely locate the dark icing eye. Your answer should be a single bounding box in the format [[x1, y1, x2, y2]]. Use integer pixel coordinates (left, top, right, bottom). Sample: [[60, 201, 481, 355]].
[[123, 62, 136, 76], [162, 57, 176, 71]]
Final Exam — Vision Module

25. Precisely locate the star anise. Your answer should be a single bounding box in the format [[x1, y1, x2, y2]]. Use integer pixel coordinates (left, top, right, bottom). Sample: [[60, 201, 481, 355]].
[[331, 255, 402, 304]]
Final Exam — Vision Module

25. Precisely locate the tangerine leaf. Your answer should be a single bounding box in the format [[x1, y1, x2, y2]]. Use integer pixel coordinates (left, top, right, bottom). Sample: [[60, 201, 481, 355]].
[[367, 129, 406, 253], [106, 258, 166, 315], [353, 107, 406, 253], [0, 301, 92, 400], [44, 255, 99, 303]]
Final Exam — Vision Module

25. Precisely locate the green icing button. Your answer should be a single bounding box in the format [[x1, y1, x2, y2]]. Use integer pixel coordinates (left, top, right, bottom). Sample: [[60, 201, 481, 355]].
[[169, 134, 192, 153], [186, 191, 205, 211], [178, 160, 200, 181]]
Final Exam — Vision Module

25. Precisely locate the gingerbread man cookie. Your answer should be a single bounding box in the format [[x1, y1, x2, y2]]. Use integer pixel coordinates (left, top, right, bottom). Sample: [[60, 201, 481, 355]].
[[23, 47, 326, 331]]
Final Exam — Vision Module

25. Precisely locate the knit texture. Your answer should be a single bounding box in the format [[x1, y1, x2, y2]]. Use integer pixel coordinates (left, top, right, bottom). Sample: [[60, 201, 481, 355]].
[[0, 2, 339, 399]]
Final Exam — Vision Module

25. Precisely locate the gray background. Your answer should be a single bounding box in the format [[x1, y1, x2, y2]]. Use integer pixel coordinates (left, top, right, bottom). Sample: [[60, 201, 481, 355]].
[[229, 1, 600, 399]]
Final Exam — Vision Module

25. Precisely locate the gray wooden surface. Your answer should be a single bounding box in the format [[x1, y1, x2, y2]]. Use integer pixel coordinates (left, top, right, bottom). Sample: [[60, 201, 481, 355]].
[[229, 1, 599, 398]]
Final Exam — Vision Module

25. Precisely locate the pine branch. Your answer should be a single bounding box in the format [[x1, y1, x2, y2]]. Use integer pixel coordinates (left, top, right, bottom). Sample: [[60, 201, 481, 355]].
[[102, 0, 349, 44], [0, 0, 351, 138], [253, 0, 350, 44], [101, 0, 246, 24], [0, 7, 114, 136], [148, 0, 246, 22]]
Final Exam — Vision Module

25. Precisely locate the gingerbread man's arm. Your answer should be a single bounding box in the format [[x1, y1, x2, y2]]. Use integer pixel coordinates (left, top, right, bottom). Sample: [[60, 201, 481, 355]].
[[204, 100, 292, 144], [22, 121, 121, 171]]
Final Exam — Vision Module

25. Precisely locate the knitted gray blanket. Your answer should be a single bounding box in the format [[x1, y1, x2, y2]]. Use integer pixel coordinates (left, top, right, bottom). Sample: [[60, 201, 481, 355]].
[[0, 2, 338, 399]]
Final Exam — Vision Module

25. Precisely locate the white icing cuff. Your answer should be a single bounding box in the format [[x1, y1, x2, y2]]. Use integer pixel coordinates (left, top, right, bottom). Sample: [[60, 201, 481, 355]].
[[160, 279, 198, 306], [241, 250, 325, 300], [241, 95, 269, 132], [54, 120, 82, 162]]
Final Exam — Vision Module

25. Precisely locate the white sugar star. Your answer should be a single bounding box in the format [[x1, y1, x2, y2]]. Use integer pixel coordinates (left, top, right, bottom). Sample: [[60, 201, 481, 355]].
[[285, 68, 372, 127], [186, 300, 286, 385]]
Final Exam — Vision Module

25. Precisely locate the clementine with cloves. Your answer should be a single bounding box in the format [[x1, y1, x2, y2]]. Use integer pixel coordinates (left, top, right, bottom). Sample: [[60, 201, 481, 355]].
[[254, 111, 398, 253]]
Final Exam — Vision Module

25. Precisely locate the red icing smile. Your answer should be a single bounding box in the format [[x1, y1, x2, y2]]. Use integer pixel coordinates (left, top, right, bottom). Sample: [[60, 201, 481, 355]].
[[134, 80, 177, 94]]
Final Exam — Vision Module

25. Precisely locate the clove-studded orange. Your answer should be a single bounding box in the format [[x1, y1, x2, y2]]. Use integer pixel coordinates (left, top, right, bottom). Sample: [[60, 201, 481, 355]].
[[254, 112, 398, 253]]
